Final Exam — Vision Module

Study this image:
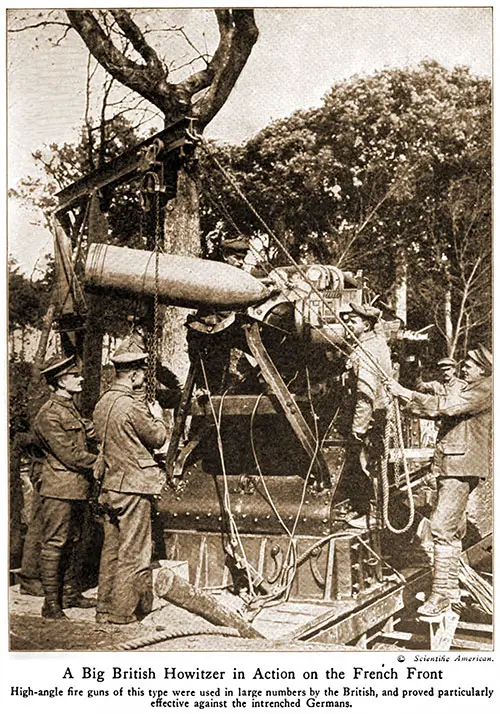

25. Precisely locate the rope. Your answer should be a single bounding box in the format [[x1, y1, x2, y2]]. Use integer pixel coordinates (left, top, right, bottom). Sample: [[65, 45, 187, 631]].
[[249, 393, 293, 537], [244, 369, 344, 614], [190, 129, 419, 531], [199, 357, 260, 598], [117, 624, 238, 651], [380, 400, 415, 534]]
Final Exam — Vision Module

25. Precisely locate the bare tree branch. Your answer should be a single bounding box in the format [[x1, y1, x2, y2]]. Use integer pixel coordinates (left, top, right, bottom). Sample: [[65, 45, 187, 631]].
[[66, 9, 258, 129], [51, 24, 73, 47], [109, 9, 164, 74], [66, 10, 178, 116], [190, 9, 259, 127], [8, 21, 70, 33]]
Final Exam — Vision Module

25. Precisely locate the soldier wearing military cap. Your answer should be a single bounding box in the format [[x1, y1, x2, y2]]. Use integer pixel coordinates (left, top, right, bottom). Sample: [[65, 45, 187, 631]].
[[33, 354, 97, 619], [389, 344, 492, 619], [93, 337, 168, 624], [341, 303, 392, 528], [416, 356, 466, 397], [220, 236, 250, 268]]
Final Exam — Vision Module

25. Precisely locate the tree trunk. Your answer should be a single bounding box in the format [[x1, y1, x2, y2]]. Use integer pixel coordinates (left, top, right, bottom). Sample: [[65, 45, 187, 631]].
[[444, 285, 454, 356], [393, 247, 408, 325], [161, 163, 201, 384], [80, 296, 105, 418]]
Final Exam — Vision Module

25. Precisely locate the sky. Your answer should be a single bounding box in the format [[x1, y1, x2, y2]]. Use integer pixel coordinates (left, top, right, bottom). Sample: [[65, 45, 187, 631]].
[[6, 6, 492, 275]]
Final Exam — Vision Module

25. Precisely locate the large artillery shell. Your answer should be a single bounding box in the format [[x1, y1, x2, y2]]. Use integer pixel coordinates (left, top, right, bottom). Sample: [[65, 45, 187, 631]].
[[85, 243, 270, 309]]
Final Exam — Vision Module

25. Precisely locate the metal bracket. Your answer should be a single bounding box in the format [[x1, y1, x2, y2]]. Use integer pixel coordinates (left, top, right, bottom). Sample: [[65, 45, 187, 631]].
[[244, 321, 331, 488]]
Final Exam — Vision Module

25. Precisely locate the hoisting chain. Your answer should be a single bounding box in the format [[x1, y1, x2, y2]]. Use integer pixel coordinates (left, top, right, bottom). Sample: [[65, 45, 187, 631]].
[[145, 184, 162, 403]]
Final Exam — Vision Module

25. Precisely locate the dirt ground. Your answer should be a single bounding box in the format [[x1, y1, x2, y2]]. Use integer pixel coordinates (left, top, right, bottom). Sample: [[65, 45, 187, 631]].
[[8, 585, 352, 652]]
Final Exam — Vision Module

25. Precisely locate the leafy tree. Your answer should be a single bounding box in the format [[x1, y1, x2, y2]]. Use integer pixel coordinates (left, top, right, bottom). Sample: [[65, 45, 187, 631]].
[[197, 61, 491, 358], [10, 8, 259, 383], [8, 260, 45, 333]]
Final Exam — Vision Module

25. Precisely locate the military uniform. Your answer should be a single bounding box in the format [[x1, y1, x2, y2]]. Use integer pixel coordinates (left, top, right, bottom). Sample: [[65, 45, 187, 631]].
[[346, 329, 392, 437], [93, 344, 168, 624], [34, 358, 97, 619], [397, 344, 492, 617], [407, 373, 492, 544], [416, 375, 467, 397], [342, 305, 392, 524]]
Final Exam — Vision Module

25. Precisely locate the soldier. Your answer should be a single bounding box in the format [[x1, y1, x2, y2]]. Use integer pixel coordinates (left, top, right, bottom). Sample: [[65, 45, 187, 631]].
[[341, 303, 392, 529], [33, 355, 97, 619], [389, 344, 492, 618], [416, 356, 466, 396], [93, 339, 168, 625], [17, 452, 44, 596], [220, 237, 250, 269]]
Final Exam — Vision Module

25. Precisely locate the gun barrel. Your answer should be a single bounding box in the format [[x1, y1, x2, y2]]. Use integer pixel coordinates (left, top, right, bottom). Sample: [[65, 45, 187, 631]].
[[85, 243, 270, 310]]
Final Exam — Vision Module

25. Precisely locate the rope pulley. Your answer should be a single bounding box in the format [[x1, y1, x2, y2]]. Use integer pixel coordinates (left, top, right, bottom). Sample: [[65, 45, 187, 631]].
[[140, 139, 165, 212], [140, 170, 162, 213]]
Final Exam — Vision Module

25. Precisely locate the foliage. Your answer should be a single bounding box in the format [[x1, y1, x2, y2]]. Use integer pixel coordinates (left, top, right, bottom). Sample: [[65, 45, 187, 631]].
[[198, 61, 491, 356], [9, 360, 49, 436], [12, 115, 151, 339], [8, 258, 52, 333]]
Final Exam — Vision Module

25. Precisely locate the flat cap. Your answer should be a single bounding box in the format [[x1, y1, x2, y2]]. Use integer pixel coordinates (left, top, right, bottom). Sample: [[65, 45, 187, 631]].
[[40, 354, 78, 382], [111, 335, 148, 365], [220, 237, 249, 255], [346, 302, 382, 323], [437, 357, 457, 368], [467, 344, 492, 374]]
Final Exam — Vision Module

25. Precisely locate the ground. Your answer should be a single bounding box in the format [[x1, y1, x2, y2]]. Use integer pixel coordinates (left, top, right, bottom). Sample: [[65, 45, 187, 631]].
[[8, 585, 353, 652]]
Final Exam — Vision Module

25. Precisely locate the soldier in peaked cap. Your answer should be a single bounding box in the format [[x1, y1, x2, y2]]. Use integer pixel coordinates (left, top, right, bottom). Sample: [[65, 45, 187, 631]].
[[416, 356, 466, 397], [33, 354, 97, 619], [93, 337, 168, 624], [389, 344, 492, 619], [220, 236, 250, 268], [341, 303, 393, 529]]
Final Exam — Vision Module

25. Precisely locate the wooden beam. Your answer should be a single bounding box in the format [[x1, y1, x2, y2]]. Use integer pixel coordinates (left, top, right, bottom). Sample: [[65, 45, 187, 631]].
[[288, 568, 432, 644], [451, 637, 492, 651], [56, 118, 191, 212]]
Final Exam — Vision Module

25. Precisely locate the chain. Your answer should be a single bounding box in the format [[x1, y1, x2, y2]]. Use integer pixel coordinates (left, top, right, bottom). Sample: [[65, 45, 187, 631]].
[[145, 187, 162, 403]]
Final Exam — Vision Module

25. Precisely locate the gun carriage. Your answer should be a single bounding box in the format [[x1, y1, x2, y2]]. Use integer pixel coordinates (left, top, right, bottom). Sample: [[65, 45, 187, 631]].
[[46, 121, 489, 648]]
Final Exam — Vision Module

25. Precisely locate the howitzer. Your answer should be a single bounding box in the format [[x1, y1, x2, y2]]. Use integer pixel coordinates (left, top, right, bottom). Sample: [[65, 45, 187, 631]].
[[83, 243, 430, 610]]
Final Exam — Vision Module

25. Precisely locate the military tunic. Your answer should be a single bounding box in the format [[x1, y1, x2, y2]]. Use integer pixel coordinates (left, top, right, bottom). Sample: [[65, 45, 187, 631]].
[[93, 384, 168, 623], [33, 394, 96, 563], [406, 375, 492, 546], [407, 376, 492, 480], [346, 329, 392, 437], [343, 329, 392, 516], [415, 375, 467, 397]]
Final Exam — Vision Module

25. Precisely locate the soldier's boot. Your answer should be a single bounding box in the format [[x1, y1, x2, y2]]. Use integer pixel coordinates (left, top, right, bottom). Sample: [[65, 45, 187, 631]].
[[40, 552, 68, 620], [136, 589, 154, 620], [417, 543, 452, 619], [446, 541, 462, 604], [61, 544, 96, 610], [62, 588, 97, 609], [18, 574, 44, 597]]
